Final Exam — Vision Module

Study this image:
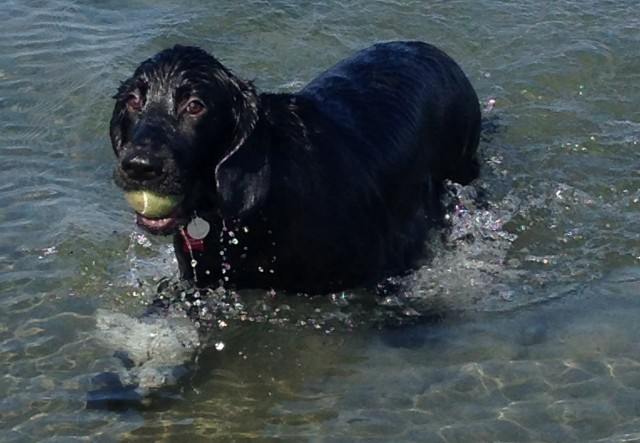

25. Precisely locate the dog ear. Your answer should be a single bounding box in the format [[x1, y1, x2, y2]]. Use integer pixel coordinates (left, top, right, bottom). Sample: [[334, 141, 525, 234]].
[[110, 79, 137, 155], [214, 77, 270, 219], [215, 139, 270, 220], [109, 106, 127, 155]]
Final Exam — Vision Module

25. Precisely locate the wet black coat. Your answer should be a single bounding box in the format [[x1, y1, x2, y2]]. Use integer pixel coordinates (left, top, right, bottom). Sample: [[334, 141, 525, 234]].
[[110, 41, 481, 293]]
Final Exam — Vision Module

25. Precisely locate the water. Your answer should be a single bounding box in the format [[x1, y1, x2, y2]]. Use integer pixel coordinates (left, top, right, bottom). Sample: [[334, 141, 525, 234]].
[[1, 0, 639, 441]]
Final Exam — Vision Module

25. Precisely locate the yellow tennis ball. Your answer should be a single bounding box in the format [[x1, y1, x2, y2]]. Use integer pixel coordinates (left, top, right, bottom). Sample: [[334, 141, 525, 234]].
[[124, 191, 183, 218]]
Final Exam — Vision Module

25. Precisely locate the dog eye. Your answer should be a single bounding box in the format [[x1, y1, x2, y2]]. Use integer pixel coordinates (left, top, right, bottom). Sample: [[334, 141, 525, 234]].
[[184, 99, 205, 116], [126, 94, 144, 112]]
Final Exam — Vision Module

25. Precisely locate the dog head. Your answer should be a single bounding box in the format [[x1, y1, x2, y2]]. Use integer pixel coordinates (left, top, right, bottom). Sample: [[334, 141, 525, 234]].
[[110, 45, 269, 234]]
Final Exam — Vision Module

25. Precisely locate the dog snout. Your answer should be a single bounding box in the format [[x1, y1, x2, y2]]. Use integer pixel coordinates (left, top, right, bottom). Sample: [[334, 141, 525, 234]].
[[121, 151, 164, 182]]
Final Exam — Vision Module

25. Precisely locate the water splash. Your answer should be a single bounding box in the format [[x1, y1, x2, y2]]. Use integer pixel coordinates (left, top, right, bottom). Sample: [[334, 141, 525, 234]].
[[112, 180, 523, 333], [122, 225, 177, 289], [113, 175, 601, 334]]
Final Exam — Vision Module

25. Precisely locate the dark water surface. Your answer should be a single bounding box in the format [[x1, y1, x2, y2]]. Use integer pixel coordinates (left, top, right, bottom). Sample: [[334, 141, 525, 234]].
[[1, 1, 639, 441]]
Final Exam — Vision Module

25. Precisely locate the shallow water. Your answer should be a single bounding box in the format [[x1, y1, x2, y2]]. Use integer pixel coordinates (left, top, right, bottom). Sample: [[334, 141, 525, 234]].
[[1, 0, 639, 441]]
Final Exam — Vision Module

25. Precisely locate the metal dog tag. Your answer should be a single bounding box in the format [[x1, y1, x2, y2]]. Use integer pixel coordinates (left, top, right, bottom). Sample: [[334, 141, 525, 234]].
[[187, 216, 210, 240]]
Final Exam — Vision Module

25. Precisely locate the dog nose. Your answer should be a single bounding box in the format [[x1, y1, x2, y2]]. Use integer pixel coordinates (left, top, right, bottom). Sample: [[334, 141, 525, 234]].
[[121, 152, 164, 181]]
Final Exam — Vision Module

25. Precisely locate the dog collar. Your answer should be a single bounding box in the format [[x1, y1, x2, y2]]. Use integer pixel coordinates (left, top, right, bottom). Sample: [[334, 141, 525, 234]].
[[181, 216, 210, 252], [181, 229, 204, 252]]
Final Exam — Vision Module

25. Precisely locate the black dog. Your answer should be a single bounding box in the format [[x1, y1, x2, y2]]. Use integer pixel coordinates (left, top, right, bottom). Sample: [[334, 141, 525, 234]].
[[110, 41, 481, 293]]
